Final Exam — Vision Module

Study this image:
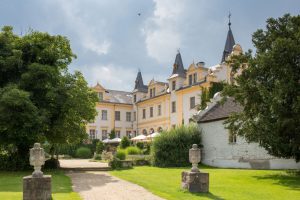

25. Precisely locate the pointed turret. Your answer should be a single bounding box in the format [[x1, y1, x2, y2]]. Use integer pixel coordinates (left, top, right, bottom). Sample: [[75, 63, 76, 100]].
[[171, 50, 186, 78], [133, 70, 148, 93], [221, 13, 235, 63]]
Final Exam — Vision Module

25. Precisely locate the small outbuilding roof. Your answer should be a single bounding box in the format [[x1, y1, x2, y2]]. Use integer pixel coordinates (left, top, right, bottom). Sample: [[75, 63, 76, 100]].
[[198, 97, 242, 123]]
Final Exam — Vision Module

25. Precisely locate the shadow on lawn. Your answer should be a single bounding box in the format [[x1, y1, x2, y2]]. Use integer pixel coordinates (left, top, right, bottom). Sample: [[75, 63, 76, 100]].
[[189, 192, 224, 200], [253, 171, 300, 190]]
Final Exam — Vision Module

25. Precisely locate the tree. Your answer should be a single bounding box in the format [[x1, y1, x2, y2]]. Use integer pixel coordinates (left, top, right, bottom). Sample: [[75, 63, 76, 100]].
[[109, 129, 116, 139], [120, 136, 130, 149], [223, 14, 300, 161], [0, 26, 98, 169]]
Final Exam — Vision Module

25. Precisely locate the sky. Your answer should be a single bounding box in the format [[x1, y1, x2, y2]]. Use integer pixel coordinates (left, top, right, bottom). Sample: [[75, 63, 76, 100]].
[[0, 0, 299, 91]]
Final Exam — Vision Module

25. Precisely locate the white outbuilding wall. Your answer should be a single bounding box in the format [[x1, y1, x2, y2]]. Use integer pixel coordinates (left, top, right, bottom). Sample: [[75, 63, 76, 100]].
[[199, 120, 300, 169]]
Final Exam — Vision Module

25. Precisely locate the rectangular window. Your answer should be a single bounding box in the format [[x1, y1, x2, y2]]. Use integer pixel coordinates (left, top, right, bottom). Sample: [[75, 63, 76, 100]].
[[150, 107, 153, 117], [189, 74, 193, 85], [190, 96, 195, 109], [193, 73, 197, 83], [89, 129, 96, 139], [115, 111, 120, 121], [142, 109, 146, 119], [150, 89, 153, 98], [115, 130, 121, 138], [98, 92, 103, 101], [133, 111, 136, 121], [134, 94, 136, 102], [101, 110, 107, 120], [229, 130, 237, 144], [126, 112, 131, 122], [153, 88, 156, 97], [172, 81, 176, 90], [102, 130, 108, 140], [158, 105, 161, 116], [172, 101, 176, 113]]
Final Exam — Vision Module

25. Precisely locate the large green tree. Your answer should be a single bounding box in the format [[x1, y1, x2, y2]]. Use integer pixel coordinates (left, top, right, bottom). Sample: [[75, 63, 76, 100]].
[[223, 14, 300, 161], [0, 26, 97, 169]]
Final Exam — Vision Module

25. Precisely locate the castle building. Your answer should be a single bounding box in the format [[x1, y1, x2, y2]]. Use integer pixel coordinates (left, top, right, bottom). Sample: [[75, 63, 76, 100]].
[[86, 20, 241, 140]]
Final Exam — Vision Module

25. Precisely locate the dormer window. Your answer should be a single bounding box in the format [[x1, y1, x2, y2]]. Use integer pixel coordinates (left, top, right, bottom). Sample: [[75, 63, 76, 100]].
[[134, 94, 136, 102], [193, 73, 197, 83], [98, 92, 103, 101], [153, 88, 156, 97], [189, 75, 193, 86], [172, 81, 176, 90]]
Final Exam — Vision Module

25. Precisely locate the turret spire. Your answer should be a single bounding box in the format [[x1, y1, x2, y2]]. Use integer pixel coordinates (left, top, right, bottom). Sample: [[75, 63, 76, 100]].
[[171, 51, 186, 78], [221, 13, 235, 63], [134, 70, 148, 93]]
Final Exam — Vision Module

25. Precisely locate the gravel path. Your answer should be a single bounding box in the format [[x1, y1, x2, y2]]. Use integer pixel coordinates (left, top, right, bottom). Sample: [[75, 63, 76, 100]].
[[60, 159, 109, 169], [67, 171, 165, 200]]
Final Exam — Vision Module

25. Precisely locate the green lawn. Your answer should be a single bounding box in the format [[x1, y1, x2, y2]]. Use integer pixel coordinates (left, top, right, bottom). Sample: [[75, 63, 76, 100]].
[[111, 166, 300, 200], [0, 170, 81, 200]]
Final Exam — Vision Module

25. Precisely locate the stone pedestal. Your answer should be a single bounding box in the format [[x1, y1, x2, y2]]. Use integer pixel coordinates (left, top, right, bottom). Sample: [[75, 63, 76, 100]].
[[182, 171, 209, 193], [23, 175, 52, 200]]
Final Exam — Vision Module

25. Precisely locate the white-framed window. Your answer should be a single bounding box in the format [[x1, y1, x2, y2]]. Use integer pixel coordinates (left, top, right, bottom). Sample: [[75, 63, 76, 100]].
[[189, 74, 193, 85], [133, 111, 136, 121], [126, 130, 131, 138], [172, 101, 176, 113], [142, 109, 146, 119], [115, 111, 120, 121], [101, 110, 107, 120], [190, 96, 195, 109], [172, 81, 176, 90], [89, 129, 96, 139], [98, 92, 103, 101], [102, 130, 108, 140], [229, 130, 237, 144], [193, 73, 197, 83], [115, 130, 121, 138], [158, 105, 161, 116], [126, 112, 131, 122], [150, 107, 153, 117]]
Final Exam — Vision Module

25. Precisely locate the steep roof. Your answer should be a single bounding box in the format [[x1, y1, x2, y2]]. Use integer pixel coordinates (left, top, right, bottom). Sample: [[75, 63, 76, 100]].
[[134, 70, 148, 93], [198, 97, 242, 123], [171, 51, 186, 78], [103, 89, 132, 104], [221, 20, 235, 63]]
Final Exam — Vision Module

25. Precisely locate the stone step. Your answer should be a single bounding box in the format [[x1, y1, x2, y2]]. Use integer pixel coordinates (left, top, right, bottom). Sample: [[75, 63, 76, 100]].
[[60, 167, 111, 171]]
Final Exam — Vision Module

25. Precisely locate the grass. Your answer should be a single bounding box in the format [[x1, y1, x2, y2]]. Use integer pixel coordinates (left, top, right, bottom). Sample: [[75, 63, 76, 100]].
[[110, 166, 300, 200], [0, 170, 81, 200]]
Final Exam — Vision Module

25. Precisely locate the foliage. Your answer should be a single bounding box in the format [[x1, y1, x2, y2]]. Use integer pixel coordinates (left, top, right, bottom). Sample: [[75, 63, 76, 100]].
[[109, 157, 122, 169], [93, 153, 101, 160], [120, 136, 130, 149], [199, 82, 225, 110], [136, 142, 144, 149], [151, 124, 202, 167], [109, 129, 116, 139], [95, 141, 104, 154], [111, 166, 300, 200], [75, 147, 92, 159], [222, 14, 300, 161], [0, 26, 98, 169], [116, 149, 126, 160], [43, 158, 60, 169], [126, 146, 142, 155]]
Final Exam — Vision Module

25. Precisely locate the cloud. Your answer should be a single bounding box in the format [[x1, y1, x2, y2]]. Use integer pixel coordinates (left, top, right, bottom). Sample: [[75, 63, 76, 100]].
[[143, 0, 184, 63]]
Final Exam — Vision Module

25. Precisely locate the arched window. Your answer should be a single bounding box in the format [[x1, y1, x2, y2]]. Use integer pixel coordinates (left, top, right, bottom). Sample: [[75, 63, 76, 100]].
[[149, 128, 154, 134], [142, 129, 147, 136], [157, 127, 163, 133]]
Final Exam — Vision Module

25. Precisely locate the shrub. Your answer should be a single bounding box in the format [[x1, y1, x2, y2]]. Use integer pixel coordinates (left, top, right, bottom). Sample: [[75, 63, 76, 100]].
[[126, 146, 141, 155], [43, 158, 60, 169], [116, 149, 126, 160], [109, 157, 122, 169], [152, 124, 202, 167], [120, 136, 130, 149], [96, 141, 104, 154], [75, 147, 92, 158], [93, 153, 102, 160], [136, 142, 144, 149]]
